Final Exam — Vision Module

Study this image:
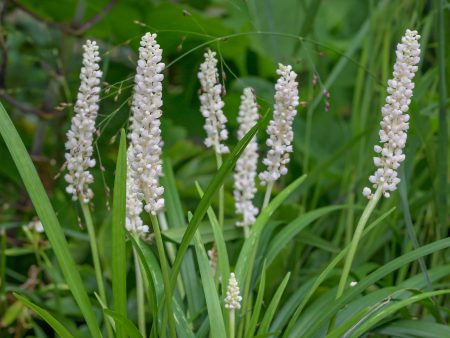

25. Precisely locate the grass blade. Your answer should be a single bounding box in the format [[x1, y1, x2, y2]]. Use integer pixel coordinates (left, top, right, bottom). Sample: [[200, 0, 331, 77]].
[[169, 111, 269, 290], [112, 130, 128, 338], [0, 102, 101, 337], [257, 272, 290, 336], [14, 293, 75, 338], [301, 238, 450, 337], [266, 205, 348, 266], [349, 289, 450, 337], [104, 309, 143, 338], [436, 0, 448, 239], [129, 235, 160, 335], [193, 231, 226, 338], [195, 182, 230, 296], [235, 175, 307, 287], [162, 159, 203, 314], [377, 319, 450, 337], [245, 262, 266, 338]]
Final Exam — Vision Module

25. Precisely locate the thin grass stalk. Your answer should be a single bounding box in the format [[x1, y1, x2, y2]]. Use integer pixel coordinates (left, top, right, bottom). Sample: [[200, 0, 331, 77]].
[[262, 180, 274, 210], [150, 214, 176, 338], [80, 203, 112, 338], [336, 186, 382, 300], [216, 152, 224, 228], [229, 309, 235, 338], [237, 248, 257, 338], [158, 213, 186, 299], [133, 246, 146, 337]]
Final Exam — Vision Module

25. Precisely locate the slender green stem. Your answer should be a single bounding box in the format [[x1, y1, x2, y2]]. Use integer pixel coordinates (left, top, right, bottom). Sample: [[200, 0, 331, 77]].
[[243, 226, 250, 239], [158, 213, 174, 261], [151, 214, 177, 338], [133, 247, 146, 337], [216, 152, 224, 228], [229, 309, 235, 338], [81, 203, 113, 338], [262, 180, 274, 210], [336, 186, 382, 299], [158, 213, 186, 299]]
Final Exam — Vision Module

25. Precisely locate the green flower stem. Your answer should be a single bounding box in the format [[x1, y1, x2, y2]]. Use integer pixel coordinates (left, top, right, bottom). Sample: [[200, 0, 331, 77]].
[[80, 202, 113, 338], [243, 225, 250, 239], [158, 213, 186, 299], [216, 152, 224, 228], [262, 180, 274, 210], [336, 186, 382, 299], [229, 309, 235, 338], [133, 247, 146, 337], [150, 214, 177, 338], [158, 213, 175, 262]]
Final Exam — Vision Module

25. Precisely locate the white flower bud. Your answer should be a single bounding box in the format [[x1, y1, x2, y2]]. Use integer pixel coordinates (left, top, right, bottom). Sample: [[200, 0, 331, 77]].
[[234, 88, 259, 228], [27, 219, 44, 233], [128, 33, 165, 215], [64, 40, 102, 203], [198, 50, 229, 154], [363, 29, 420, 199], [259, 64, 299, 185], [125, 146, 149, 237], [224, 273, 242, 310]]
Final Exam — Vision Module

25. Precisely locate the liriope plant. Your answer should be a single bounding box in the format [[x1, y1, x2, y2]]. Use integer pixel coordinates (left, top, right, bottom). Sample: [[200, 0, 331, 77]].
[[1, 27, 450, 338]]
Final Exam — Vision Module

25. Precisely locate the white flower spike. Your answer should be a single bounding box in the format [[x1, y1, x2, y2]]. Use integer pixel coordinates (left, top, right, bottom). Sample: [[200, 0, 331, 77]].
[[363, 29, 420, 199], [128, 33, 165, 215], [234, 88, 259, 228], [198, 49, 229, 154], [259, 64, 299, 185], [64, 40, 102, 203], [225, 273, 242, 310], [126, 147, 149, 237]]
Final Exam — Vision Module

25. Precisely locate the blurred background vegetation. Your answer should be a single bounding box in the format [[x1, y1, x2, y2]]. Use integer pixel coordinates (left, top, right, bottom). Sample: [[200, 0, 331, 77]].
[[0, 0, 448, 336]]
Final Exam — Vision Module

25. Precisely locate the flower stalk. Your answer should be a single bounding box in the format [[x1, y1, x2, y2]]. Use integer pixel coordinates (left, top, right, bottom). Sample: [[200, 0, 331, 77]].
[[337, 29, 421, 300], [260, 64, 299, 207]]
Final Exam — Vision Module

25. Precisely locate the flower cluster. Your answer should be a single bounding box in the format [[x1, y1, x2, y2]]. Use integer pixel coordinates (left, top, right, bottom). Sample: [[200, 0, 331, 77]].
[[128, 33, 165, 215], [64, 40, 102, 203], [259, 64, 299, 185], [224, 273, 242, 310], [234, 88, 259, 227], [208, 245, 218, 276], [363, 29, 420, 199], [125, 147, 149, 236], [27, 219, 44, 233], [198, 50, 229, 154]]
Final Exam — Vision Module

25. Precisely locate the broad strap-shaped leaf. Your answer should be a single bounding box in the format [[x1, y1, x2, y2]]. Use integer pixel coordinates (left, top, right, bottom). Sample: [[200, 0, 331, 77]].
[[0, 102, 101, 338], [104, 309, 143, 338], [14, 293, 75, 338], [193, 231, 226, 338], [112, 130, 128, 338], [162, 159, 203, 315], [195, 182, 230, 297], [257, 273, 291, 336], [301, 238, 450, 337]]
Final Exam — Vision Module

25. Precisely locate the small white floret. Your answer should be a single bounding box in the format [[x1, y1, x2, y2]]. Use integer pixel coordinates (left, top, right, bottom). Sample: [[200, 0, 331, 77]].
[[224, 273, 242, 310]]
